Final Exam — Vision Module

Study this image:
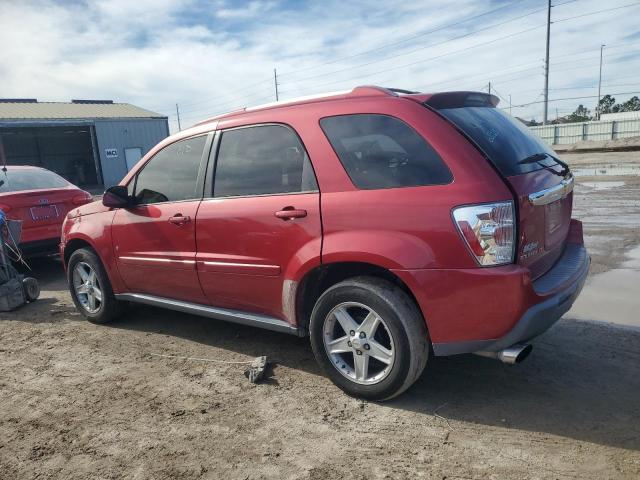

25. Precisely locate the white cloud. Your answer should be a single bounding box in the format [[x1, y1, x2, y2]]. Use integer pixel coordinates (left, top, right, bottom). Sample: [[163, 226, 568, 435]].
[[1, 0, 639, 131]]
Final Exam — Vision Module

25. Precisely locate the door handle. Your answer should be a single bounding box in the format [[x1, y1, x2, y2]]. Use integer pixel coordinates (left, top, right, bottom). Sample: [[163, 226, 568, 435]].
[[275, 207, 307, 220], [168, 214, 191, 225]]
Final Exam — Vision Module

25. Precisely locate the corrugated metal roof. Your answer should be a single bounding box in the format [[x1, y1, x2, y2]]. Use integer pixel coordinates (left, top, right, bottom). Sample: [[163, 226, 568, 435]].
[[0, 101, 166, 120]]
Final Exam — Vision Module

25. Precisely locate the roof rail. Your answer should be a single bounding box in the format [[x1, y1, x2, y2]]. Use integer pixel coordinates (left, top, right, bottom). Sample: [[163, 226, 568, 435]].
[[71, 99, 114, 104], [194, 85, 406, 127], [0, 98, 37, 103]]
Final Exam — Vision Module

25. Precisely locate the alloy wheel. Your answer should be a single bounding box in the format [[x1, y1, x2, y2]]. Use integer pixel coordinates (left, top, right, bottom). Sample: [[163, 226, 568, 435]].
[[72, 262, 103, 314], [322, 302, 396, 385]]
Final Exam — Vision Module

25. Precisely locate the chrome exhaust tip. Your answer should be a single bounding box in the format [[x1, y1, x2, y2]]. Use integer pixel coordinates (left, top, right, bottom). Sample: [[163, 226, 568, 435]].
[[474, 343, 533, 365]]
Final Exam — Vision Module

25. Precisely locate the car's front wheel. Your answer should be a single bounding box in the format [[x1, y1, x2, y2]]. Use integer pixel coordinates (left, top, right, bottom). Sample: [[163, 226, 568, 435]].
[[67, 248, 122, 324], [309, 276, 429, 400]]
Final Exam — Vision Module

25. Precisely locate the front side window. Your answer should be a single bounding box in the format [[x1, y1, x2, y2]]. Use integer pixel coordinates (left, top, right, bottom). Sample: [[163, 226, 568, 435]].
[[320, 114, 452, 189], [132, 135, 206, 204], [213, 124, 317, 198]]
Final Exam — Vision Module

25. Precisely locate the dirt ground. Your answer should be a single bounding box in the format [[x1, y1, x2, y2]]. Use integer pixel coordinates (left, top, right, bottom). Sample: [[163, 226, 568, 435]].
[[1, 152, 639, 480]]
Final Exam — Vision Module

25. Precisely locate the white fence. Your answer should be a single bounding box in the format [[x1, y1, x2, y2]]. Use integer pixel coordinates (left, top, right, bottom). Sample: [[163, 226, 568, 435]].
[[529, 119, 640, 145]]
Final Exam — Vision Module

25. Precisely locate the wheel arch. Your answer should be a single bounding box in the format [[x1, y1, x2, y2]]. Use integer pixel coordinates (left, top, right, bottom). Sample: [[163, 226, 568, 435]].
[[295, 261, 427, 335], [63, 237, 97, 267]]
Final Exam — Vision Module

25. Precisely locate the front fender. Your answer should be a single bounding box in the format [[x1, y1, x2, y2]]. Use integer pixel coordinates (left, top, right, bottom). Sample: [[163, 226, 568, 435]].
[[62, 210, 125, 293]]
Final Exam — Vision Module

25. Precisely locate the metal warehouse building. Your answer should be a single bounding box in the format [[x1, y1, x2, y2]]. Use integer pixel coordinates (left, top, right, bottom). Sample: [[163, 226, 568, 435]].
[[0, 99, 169, 188]]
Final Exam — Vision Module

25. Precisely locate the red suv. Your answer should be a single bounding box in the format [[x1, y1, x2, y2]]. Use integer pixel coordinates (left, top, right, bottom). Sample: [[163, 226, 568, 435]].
[[60, 87, 589, 400]]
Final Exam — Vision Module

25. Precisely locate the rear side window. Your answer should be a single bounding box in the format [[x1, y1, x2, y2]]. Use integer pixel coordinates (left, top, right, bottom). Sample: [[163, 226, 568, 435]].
[[133, 135, 206, 204], [0, 169, 68, 192], [320, 114, 452, 189], [214, 124, 317, 198]]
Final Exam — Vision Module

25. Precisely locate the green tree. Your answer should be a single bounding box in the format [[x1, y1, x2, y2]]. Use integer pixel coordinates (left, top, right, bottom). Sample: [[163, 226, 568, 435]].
[[567, 104, 591, 122], [596, 94, 616, 116], [619, 96, 640, 112]]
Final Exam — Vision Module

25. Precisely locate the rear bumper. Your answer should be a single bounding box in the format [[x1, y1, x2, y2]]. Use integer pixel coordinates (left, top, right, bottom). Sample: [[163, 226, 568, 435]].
[[433, 243, 589, 355], [393, 220, 590, 356], [19, 238, 61, 257]]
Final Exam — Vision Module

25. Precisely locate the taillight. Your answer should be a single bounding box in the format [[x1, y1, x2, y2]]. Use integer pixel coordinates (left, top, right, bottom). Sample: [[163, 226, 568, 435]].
[[72, 191, 93, 205], [453, 201, 515, 266], [0, 203, 11, 213]]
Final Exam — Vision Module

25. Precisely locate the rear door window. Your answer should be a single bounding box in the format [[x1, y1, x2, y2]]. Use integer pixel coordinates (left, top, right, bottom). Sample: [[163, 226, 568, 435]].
[[435, 106, 559, 176], [319, 114, 452, 189], [213, 124, 317, 198]]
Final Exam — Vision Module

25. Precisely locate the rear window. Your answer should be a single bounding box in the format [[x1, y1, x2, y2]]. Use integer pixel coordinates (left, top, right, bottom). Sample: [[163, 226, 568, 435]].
[[320, 114, 452, 189], [435, 106, 558, 176], [0, 168, 69, 193]]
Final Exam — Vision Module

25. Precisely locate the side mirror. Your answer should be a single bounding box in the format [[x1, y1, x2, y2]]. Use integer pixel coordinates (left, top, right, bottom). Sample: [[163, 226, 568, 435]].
[[102, 185, 130, 208]]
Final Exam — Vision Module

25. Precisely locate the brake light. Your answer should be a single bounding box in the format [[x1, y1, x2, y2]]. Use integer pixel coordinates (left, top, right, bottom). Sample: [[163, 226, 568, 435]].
[[453, 201, 515, 266], [72, 191, 93, 205], [0, 203, 11, 213]]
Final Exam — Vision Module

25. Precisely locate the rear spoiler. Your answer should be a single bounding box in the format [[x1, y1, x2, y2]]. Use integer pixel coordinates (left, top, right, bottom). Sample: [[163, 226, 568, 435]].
[[425, 91, 499, 109]]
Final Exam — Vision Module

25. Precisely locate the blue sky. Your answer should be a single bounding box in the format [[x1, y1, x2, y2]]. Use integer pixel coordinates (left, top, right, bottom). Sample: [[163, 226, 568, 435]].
[[2, 0, 640, 132]]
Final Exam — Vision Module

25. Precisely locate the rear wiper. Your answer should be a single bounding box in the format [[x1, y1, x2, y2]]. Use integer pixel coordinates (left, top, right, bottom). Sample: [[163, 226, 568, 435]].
[[518, 153, 549, 164], [518, 152, 570, 177]]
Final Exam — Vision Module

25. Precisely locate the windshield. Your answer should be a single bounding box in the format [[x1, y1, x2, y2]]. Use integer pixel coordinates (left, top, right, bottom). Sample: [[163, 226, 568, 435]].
[[436, 106, 557, 176], [0, 168, 69, 193]]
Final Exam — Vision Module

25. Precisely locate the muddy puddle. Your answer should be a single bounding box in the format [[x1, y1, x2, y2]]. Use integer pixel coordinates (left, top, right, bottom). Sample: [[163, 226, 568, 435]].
[[580, 181, 626, 190], [569, 246, 640, 328], [573, 165, 640, 176]]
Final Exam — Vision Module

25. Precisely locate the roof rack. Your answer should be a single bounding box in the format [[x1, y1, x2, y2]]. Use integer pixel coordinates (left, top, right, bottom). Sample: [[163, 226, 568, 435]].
[[194, 86, 410, 127]]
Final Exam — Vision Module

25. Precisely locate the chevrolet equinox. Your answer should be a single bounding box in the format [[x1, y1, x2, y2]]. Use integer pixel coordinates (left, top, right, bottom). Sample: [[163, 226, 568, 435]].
[[61, 86, 589, 400]]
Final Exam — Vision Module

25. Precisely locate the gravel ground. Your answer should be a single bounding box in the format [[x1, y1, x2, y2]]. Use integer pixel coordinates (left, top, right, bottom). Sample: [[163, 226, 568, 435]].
[[1, 151, 639, 480]]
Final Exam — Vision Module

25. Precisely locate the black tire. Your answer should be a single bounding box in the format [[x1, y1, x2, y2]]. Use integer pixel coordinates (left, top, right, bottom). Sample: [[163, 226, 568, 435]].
[[309, 276, 429, 401], [23, 277, 40, 302], [67, 248, 122, 324]]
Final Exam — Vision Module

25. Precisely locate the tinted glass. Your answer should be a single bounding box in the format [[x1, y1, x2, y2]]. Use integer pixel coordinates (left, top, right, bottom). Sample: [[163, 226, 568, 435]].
[[437, 106, 558, 176], [0, 168, 69, 193], [214, 125, 317, 198], [133, 135, 206, 204], [320, 114, 452, 189]]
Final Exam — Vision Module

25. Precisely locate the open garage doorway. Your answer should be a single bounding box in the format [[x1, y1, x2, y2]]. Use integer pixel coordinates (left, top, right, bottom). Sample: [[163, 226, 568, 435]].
[[0, 126, 102, 188]]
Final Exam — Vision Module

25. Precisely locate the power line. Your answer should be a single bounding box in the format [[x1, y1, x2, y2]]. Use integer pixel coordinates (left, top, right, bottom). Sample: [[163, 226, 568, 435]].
[[163, 1, 640, 121], [512, 91, 640, 108], [554, 1, 640, 23], [281, 7, 547, 85], [284, 25, 545, 92], [277, 1, 524, 79], [282, 3, 638, 94]]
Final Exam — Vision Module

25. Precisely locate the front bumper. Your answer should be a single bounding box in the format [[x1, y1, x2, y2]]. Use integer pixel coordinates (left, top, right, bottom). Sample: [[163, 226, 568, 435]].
[[433, 243, 589, 355]]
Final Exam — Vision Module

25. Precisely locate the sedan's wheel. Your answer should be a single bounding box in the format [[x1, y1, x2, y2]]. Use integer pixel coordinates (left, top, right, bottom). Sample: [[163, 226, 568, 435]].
[[323, 302, 395, 385], [310, 276, 429, 401], [67, 248, 122, 324], [73, 262, 103, 314]]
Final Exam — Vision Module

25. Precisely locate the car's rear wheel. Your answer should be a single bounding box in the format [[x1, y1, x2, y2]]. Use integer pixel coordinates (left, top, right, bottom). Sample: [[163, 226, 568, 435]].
[[309, 276, 429, 400], [67, 248, 122, 324]]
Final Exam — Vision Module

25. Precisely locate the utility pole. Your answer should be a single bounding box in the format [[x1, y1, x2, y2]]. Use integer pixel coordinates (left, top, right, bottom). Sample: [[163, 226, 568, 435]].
[[597, 44, 605, 120], [543, 0, 551, 125], [175, 103, 182, 131], [509, 94, 512, 116], [488, 82, 491, 95], [274, 68, 279, 101]]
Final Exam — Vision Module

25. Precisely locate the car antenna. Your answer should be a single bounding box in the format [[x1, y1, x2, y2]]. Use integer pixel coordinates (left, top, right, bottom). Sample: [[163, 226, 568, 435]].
[[0, 135, 7, 173], [0, 136, 8, 190]]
